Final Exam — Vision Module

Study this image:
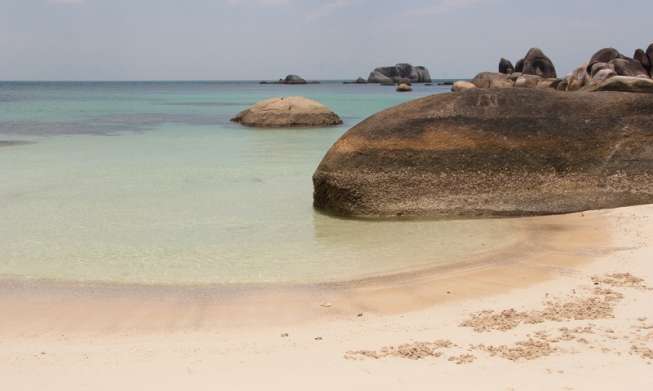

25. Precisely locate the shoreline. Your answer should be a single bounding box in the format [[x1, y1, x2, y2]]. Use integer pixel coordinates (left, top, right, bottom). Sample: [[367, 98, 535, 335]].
[[1, 207, 611, 335], [2, 205, 652, 390]]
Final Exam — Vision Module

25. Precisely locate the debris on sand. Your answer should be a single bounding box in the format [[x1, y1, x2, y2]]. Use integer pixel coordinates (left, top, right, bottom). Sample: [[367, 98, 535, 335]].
[[448, 354, 477, 365], [460, 282, 627, 332], [592, 273, 649, 289], [474, 338, 556, 361], [345, 340, 455, 361]]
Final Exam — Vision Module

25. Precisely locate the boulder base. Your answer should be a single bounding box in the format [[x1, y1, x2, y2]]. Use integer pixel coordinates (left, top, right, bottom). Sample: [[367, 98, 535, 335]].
[[313, 89, 653, 218], [232, 97, 343, 128]]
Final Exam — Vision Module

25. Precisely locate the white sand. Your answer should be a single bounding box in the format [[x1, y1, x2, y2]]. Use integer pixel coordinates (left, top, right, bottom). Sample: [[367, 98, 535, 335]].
[[2, 206, 652, 390]]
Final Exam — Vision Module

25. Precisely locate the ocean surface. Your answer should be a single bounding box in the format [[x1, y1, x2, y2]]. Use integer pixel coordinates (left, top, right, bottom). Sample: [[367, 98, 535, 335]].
[[0, 81, 517, 285]]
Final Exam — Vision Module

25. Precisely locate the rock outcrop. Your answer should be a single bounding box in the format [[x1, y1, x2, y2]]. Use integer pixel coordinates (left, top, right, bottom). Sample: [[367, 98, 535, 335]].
[[452, 80, 477, 92], [260, 75, 319, 85], [368, 64, 432, 84], [471, 72, 513, 88], [589, 76, 653, 93], [232, 97, 342, 128], [396, 83, 412, 92], [499, 58, 515, 74], [520, 48, 557, 78], [465, 43, 653, 93], [313, 88, 653, 218]]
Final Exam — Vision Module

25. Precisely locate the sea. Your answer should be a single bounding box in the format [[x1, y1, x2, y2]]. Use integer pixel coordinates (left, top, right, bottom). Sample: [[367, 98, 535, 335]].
[[0, 80, 518, 285]]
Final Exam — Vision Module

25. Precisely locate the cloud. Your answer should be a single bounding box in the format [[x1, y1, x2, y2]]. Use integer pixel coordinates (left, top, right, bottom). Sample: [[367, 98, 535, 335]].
[[406, 0, 490, 16]]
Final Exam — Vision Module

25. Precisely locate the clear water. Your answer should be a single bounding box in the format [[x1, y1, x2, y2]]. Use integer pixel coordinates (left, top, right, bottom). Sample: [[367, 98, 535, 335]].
[[0, 81, 518, 285]]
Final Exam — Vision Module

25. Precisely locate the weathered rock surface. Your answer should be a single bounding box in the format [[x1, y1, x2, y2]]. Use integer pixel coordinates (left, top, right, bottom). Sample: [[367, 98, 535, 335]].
[[471, 72, 513, 88], [589, 76, 653, 93], [452, 80, 477, 92], [499, 58, 515, 74], [283, 74, 307, 84], [521, 48, 557, 78], [610, 58, 649, 78], [396, 83, 412, 92], [587, 48, 624, 73], [514, 74, 542, 88], [566, 64, 591, 91], [634, 49, 651, 74], [368, 64, 432, 83], [232, 96, 342, 128], [313, 88, 653, 218], [260, 75, 319, 85]]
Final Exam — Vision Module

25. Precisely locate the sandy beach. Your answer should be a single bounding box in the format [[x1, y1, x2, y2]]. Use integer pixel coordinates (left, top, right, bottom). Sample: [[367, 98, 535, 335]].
[[1, 205, 652, 390]]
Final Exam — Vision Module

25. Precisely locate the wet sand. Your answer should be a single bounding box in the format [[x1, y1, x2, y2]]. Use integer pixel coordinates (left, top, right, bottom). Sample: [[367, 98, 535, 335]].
[[1, 205, 652, 390]]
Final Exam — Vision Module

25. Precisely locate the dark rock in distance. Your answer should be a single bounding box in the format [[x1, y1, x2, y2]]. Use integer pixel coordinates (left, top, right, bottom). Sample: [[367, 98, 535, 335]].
[[521, 48, 557, 78], [610, 58, 649, 78], [587, 48, 624, 73], [313, 88, 653, 218], [368, 64, 432, 84], [499, 58, 515, 74]]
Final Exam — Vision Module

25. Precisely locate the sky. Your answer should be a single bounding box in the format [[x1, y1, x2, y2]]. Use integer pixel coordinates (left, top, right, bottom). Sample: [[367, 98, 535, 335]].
[[0, 0, 651, 80]]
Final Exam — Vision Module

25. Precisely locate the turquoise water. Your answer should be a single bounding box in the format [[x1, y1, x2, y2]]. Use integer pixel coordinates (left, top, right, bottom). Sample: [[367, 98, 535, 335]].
[[0, 81, 517, 285]]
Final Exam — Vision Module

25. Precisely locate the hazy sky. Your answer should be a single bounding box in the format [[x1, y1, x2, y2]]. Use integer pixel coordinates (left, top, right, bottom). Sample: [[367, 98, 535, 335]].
[[0, 0, 651, 80]]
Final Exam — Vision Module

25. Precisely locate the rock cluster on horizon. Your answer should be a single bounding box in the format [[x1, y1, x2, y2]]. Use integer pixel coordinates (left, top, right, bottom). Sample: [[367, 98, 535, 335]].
[[231, 96, 342, 128], [453, 44, 653, 93], [367, 64, 432, 84], [260, 75, 320, 85]]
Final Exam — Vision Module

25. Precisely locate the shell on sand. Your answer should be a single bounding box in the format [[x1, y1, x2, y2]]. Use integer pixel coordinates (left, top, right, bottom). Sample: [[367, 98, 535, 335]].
[[231, 96, 343, 128]]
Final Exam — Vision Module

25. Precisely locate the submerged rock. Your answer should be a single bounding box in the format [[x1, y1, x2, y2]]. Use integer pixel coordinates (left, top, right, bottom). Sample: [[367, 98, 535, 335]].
[[231, 96, 342, 128], [313, 88, 653, 218]]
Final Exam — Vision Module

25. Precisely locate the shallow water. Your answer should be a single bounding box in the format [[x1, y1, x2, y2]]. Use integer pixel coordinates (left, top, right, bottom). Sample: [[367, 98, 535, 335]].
[[0, 81, 519, 285]]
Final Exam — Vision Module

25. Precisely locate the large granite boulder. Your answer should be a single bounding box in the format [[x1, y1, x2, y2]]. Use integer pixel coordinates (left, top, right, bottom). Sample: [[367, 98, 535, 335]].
[[368, 70, 394, 84], [587, 48, 624, 73], [521, 48, 557, 78], [589, 76, 653, 93], [396, 83, 412, 92], [499, 58, 515, 74], [471, 72, 513, 88], [452, 81, 477, 92], [368, 63, 432, 83], [610, 58, 649, 78], [283, 74, 307, 84], [566, 64, 591, 91], [634, 49, 651, 75], [313, 88, 653, 218], [231, 96, 342, 128]]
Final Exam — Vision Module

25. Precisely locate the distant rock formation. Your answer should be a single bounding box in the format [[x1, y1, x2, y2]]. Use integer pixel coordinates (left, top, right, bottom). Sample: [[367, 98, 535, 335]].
[[312, 88, 653, 218], [368, 63, 432, 84], [343, 77, 368, 84], [231, 97, 342, 128], [396, 83, 412, 92], [458, 43, 653, 94], [260, 75, 319, 85], [498, 58, 514, 74]]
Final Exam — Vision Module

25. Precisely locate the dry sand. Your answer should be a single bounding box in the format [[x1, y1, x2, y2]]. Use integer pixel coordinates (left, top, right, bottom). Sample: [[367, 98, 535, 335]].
[[1, 205, 653, 390]]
